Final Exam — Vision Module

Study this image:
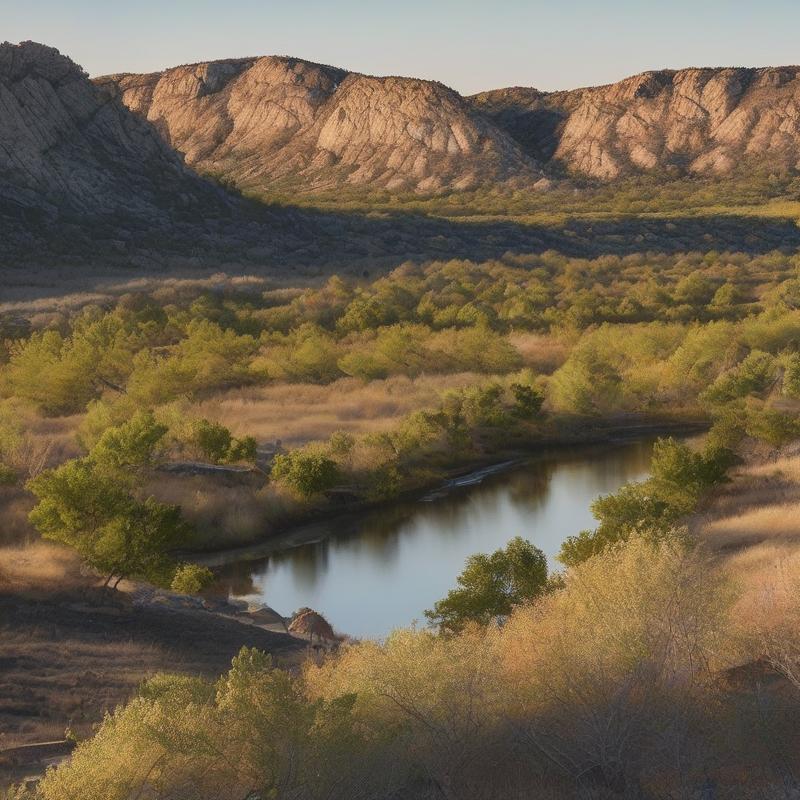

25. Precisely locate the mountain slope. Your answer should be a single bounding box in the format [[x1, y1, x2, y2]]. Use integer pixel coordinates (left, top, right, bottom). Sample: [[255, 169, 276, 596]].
[[0, 40, 228, 222], [472, 67, 800, 180], [97, 56, 544, 195]]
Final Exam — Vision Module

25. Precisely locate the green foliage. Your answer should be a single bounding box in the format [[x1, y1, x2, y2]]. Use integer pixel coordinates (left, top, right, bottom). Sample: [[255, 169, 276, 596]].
[[3, 330, 98, 415], [271, 450, 340, 497], [510, 382, 544, 418], [745, 404, 800, 447], [35, 647, 370, 800], [784, 353, 800, 398], [193, 418, 233, 462], [0, 462, 18, 485], [550, 343, 623, 413], [559, 438, 732, 567], [425, 536, 549, 632], [703, 350, 778, 403], [28, 415, 190, 585], [90, 410, 168, 473], [188, 419, 257, 464], [170, 562, 214, 595]]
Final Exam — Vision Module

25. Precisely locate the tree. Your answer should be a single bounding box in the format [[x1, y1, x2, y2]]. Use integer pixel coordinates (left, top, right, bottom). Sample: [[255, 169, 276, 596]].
[[28, 459, 189, 588], [91, 410, 167, 473], [511, 382, 544, 418], [28, 415, 191, 587], [192, 419, 233, 462], [559, 438, 733, 567], [90, 498, 189, 588], [171, 563, 215, 594], [425, 537, 548, 633], [270, 450, 339, 497]]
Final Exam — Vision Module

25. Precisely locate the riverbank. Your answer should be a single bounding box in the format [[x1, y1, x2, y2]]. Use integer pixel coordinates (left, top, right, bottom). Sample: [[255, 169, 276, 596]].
[[0, 578, 306, 785], [190, 415, 708, 565]]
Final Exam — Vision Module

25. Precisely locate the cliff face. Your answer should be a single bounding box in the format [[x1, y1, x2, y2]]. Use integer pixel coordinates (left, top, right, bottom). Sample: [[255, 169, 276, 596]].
[[0, 41, 226, 221], [98, 56, 543, 195], [472, 67, 800, 180]]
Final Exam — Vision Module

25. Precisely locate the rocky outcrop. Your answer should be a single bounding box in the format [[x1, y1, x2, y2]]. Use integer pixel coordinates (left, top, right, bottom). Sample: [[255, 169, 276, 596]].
[[0, 41, 228, 222], [472, 67, 800, 180], [98, 56, 543, 194]]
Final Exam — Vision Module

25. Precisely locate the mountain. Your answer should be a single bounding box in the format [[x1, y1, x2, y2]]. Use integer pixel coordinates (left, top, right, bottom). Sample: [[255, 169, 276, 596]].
[[0, 40, 228, 223], [472, 67, 800, 180], [96, 56, 545, 195], [103, 57, 800, 191]]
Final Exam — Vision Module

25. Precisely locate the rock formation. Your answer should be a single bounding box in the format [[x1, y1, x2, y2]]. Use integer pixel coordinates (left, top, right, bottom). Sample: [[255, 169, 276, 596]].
[[473, 67, 800, 180], [97, 56, 543, 195], [0, 40, 227, 222]]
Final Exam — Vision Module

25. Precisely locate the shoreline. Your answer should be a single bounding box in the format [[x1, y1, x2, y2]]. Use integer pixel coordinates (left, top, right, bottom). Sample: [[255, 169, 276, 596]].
[[194, 415, 708, 569]]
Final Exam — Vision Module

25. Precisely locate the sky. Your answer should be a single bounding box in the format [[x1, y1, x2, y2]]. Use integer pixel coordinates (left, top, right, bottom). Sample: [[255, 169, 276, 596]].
[[4, 0, 800, 95]]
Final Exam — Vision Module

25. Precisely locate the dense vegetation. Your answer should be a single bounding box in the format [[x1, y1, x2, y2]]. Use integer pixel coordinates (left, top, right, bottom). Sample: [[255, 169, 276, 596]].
[[3, 237, 800, 797], [13, 529, 800, 799], [2, 247, 800, 556]]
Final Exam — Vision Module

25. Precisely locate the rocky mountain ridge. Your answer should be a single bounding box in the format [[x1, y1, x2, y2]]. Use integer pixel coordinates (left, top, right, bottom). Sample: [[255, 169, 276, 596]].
[[98, 56, 544, 195], [473, 66, 800, 180], [0, 40, 229, 223], [101, 56, 800, 193]]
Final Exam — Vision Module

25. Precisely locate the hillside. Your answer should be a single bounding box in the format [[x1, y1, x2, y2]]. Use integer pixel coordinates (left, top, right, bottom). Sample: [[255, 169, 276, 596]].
[[96, 56, 545, 195], [473, 67, 800, 179], [0, 41, 229, 223]]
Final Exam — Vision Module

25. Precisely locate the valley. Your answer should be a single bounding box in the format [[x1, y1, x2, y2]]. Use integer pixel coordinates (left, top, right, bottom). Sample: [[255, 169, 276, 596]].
[[3, 26, 800, 799]]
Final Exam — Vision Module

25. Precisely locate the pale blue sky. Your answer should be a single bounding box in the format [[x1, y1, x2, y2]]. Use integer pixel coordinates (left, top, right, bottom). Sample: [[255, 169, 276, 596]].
[[4, 0, 799, 94]]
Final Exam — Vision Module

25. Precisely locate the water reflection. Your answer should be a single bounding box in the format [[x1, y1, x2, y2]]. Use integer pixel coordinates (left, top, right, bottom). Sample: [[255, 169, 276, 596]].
[[216, 439, 656, 638]]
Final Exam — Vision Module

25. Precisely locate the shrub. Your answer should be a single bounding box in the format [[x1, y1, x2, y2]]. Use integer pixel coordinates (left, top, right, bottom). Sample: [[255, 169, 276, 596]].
[[425, 537, 549, 632], [745, 404, 800, 447], [559, 438, 732, 567], [35, 648, 378, 800], [270, 450, 340, 497], [510, 382, 544, 418], [171, 563, 214, 595]]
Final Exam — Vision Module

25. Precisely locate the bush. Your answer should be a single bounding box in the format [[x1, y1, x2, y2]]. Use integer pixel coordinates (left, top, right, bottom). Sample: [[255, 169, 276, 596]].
[[559, 438, 732, 567], [35, 648, 379, 800], [171, 563, 214, 595], [510, 382, 544, 418], [425, 537, 549, 632], [190, 419, 257, 464], [745, 404, 800, 447], [270, 450, 340, 497]]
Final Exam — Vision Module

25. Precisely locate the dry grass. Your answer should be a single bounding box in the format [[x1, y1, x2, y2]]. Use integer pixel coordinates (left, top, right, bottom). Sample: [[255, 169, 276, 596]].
[[704, 502, 800, 550], [0, 542, 84, 593], [695, 452, 800, 551], [192, 373, 485, 446], [144, 474, 301, 549], [0, 591, 304, 753], [508, 333, 571, 374]]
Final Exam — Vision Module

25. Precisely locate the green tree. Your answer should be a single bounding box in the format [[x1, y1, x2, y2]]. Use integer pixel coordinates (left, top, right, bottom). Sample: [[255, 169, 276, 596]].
[[510, 382, 544, 418], [425, 537, 548, 633], [171, 563, 215, 594], [90, 410, 168, 473], [559, 438, 732, 567], [28, 460, 188, 588], [192, 419, 233, 462], [271, 450, 339, 497]]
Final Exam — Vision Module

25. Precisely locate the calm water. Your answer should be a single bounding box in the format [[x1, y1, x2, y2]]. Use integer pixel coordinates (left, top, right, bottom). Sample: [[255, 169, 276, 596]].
[[215, 438, 659, 638]]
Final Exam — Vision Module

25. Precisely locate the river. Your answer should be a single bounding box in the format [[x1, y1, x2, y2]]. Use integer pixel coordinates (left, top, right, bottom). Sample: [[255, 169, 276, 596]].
[[214, 437, 662, 638]]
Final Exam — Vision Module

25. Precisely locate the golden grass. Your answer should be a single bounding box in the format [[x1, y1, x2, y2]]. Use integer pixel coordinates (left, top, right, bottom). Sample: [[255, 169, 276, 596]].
[[704, 502, 800, 550], [0, 542, 84, 592], [507, 333, 570, 374], [192, 372, 486, 446]]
